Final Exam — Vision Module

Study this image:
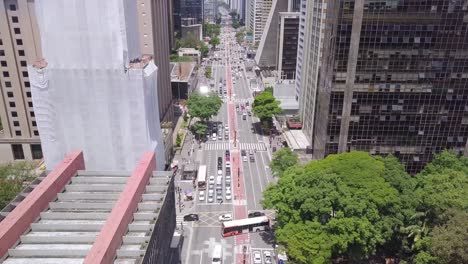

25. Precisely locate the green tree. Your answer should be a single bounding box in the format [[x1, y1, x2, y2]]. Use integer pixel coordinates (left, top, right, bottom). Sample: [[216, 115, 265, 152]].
[[199, 42, 209, 58], [235, 31, 245, 44], [269, 148, 299, 177], [205, 66, 212, 79], [179, 32, 200, 49], [232, 20, 240, 29], [210, 36, 220, 49], [192, 121, 208, 140], [186, 92, 222, 121], [175, 133, 182, 148], [430, 210, 468, 264], [262, 151, 406, 263], [252, 88, 283, 122], [170, 54, 193, 62], [0, 161, 36, 209]]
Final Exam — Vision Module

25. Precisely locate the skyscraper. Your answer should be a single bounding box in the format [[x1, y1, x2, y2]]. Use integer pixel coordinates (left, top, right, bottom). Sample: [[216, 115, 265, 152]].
[[29, 0, 165, 171], [300, 0, 468, 172], [248, 0, 273, 44], [0, 1, 43, 162], [180, 0, 204, 24]]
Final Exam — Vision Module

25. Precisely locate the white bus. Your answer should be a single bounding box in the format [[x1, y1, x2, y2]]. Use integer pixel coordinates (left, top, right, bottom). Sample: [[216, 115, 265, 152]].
[[221, 216, 270, 237], [197, 165, 207, 190]]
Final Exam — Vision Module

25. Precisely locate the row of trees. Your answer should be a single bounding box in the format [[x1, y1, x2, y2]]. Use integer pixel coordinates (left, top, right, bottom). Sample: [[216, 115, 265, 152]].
[[229, 11, 241, 29], [174, 32, 209, 57], [263, 149, 468, 264]]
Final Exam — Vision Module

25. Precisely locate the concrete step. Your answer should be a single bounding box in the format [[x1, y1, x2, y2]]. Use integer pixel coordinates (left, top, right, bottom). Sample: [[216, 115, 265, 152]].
[[40, 212, 109, 220], [21, 232, 98, 244], [49, 202, 115, 211], [3, 258, 84, 264], [149, 178, 169, 185], [122, 235, 150, 244], [141, 193, 164, 201], [145, 185, 167, 193], [138, 202, 161, 211], [57, 192, 121, 201], [77, 170, 131, 177], [116, 248, 145, 258], [133, 212, 158, 221], [114, 259, 138, 264], [31, 222, 103, 232], [72, 177, 128, 184], [65, 184, 124, 192], [8, 244, 91, 258], [128, 223, 153, 232]]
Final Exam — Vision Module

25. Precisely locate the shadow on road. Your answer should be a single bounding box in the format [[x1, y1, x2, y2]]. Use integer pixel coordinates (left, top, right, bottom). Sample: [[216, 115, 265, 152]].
[[259, 230, 276, 245]]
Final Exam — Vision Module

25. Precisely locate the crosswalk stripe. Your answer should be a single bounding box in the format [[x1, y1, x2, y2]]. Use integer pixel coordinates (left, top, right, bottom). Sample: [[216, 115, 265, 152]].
[[239, 142, 267, 151]]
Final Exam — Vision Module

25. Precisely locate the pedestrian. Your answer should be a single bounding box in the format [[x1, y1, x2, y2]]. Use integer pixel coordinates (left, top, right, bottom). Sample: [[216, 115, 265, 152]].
[[220, 200, 223, 205]]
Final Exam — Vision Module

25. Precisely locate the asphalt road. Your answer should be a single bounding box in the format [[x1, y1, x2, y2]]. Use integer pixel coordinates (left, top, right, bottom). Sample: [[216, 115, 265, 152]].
[[183, 27, 277, 264]]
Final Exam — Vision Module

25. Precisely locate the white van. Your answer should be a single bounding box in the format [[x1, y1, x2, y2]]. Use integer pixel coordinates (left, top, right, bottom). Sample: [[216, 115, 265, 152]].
[[212, 244, 222, 264], [216, 176, 223, 189]]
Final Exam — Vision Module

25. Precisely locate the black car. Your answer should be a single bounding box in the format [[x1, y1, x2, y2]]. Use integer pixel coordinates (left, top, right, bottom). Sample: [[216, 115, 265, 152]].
[[184, 214, 199, 221], [248, 212, 265, 218], [226, 168, 231, 176], [225, 150, 230, 156], [241, 150, 246, 156], [218, 157, 223, 165]]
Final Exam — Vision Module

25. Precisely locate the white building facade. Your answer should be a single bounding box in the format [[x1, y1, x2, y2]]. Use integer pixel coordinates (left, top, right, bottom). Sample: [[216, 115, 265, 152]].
[[28, 0, 165, 171]]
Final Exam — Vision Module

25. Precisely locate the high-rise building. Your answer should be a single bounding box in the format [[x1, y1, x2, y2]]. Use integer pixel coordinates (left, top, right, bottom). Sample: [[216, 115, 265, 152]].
[[0, 1, 43, 162], [248, 0, 273, 44], [300, 0, 468, 172], [138, 0, 176, 166], [180, 0, 204, 24], [28, 0, 165, 171], [204, 0, 218, 23]]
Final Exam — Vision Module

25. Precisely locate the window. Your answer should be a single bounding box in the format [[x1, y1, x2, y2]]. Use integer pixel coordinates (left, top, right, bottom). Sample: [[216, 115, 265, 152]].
[[9, 102, 15, 107], [22, 71, 28, 77], [30, 144, 43, 159], [15, 130, 21, 136], [20, 61, 26, 67], [3, 71, 9, 77], [11, 111, 17, 117], [0, 61, 6, 67], [28, 102, 33, 107], [13, 121, 19, 127], [12, 16, 18, 23], [26, 92, 31, 97], [0, 39, 2, 45], [33, 130, 39, 136], [16, 39, 23, 45], [14, 28, 21, 34], [0, 50, 4, 56], [30, 111, 34, 117], [12, 144, 24, 160], [24, 81, 30, 87], [7, 92, 13, 97], [9, 4, 17, 11], [18, 50, 25, 56], [32, 121, 36, 126], [5, 81, 11, 87]]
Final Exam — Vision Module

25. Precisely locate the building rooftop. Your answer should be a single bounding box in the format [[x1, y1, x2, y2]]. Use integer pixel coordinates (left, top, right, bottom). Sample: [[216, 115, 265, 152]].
[[0, 151, 174, 264], [170, 62, 196, 82]]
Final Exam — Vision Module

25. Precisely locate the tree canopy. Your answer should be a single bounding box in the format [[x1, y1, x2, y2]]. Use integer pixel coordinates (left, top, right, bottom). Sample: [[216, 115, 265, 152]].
[[269, 148, 299, 177], [262, 150, 468, 263], [186, 92, 222, 121], [192, 121, 208, 140], [203, 23, 221, 38], [209, 36, 220, 49], [252, 88, 283, 121], [205, 66, 212, 79]]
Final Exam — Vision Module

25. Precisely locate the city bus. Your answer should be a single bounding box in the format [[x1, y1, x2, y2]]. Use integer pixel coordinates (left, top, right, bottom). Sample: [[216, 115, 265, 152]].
[[197, 165, 207, 190], [221, 216, 270, 237]]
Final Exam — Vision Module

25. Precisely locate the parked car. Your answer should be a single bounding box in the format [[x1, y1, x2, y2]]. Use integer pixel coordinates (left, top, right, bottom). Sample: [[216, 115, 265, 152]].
[[183, 214, 199, 221], [248, 211, 265, 218], [219, 214, 233, 222], [253, 251, 262, 264]]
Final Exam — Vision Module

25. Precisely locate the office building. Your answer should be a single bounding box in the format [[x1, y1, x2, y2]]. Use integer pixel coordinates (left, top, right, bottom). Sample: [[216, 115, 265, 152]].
[[248, 0, 273, 44], [300, 0, 468, 172], [204, 0, 218, 23], [181, 18, 203, 41], [29, 0, 165, 171], [180, 0, 204, 24], [0, 1, 43, 162], [138, 0, 175, 166]]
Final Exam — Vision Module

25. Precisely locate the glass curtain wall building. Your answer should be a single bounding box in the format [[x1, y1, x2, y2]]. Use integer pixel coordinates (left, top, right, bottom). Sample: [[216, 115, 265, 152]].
[[301, 0, 468, 173]]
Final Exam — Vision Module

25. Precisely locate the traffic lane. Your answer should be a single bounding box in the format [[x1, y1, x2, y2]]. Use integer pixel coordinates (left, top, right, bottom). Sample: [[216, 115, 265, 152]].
[[242, 155, 260, 211], [188, 226, 235, 264], [243, 158, 263, 211]]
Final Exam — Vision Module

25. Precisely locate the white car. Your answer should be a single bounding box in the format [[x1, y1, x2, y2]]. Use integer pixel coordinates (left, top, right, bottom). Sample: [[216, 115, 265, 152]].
[[225, 189, 232, 200], [218, 214, 233, 222], [198, 191, 205, 201], [225, 161, 231, 168], [264, 251, 272, 264], [253, 251, 262, 264], [225, 125, 229, 130], [217, 169, 223, 175], [208, 196, 214, 203], [209, 176, 215, 184]]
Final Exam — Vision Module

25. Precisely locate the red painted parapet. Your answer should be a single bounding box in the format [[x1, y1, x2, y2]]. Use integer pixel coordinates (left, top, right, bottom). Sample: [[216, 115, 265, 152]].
[[84, 151, 156, 264], [0, 151, 85, 258]]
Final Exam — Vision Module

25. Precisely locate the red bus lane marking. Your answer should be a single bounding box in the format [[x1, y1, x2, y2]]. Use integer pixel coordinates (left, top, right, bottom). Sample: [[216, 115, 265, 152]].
[[225, 41, 250, 264]]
